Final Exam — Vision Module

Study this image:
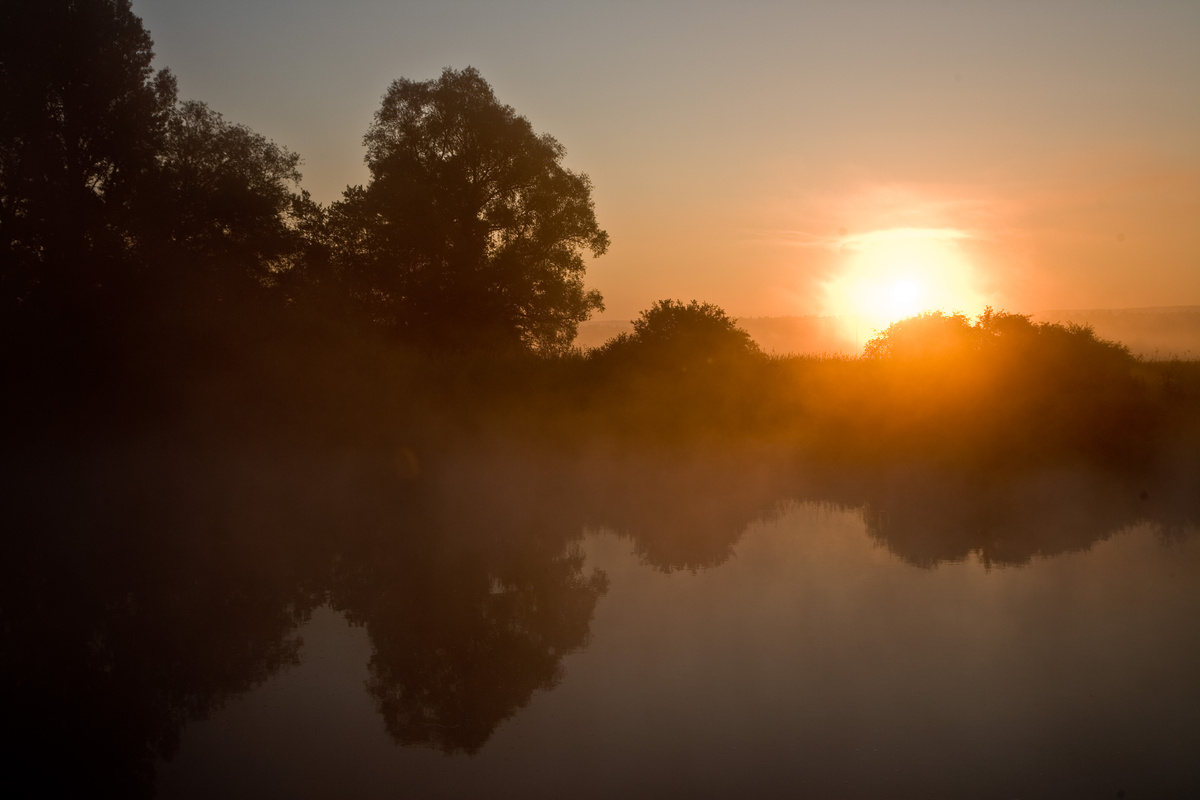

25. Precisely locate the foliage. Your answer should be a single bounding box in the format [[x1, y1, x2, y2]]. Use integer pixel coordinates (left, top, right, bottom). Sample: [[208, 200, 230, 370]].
[[132, 99, 304, 302], [829, 308, 1146, 463], [863, 307, 1134, 371], [1, 0, 304, 345], [592, 299, 761, 369], [327, 67, 608, 353], [861, 310, 978, 360], [0, 0, 173, 317], [3, 6, 611, 359]]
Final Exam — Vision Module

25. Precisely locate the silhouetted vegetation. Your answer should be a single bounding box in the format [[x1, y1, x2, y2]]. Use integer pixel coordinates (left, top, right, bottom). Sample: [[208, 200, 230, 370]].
[[3, 0, 1197, 474], [310, 67, 609, 354], [592, 299, 761, 367], [3, 4, 1200, 795]]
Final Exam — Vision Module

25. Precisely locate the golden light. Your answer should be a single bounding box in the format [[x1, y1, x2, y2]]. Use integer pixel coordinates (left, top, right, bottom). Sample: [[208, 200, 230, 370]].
[[823, 227, 988, 345]]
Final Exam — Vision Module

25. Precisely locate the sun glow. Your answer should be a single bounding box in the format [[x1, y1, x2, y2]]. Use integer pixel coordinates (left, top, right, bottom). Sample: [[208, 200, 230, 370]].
[[823, 227, 987, 344]]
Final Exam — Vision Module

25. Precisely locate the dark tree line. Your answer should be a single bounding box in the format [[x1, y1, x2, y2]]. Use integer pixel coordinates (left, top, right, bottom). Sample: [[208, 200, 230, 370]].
[[1, 0, 608, 394]]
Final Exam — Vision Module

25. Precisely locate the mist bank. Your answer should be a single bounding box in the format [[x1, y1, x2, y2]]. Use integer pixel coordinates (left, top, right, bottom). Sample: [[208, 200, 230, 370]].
[[1036, 306, 1200, 360]]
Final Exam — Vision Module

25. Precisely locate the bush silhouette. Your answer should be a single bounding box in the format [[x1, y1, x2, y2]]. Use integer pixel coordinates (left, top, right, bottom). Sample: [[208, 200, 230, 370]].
[[592, 299, 761, 371], [862, 311, 978, 361], [864, 308, 1134, 372], [855, 308, 1147, 463]]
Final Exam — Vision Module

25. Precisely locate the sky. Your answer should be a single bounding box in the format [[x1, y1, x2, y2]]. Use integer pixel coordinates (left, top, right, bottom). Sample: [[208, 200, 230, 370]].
[[134, 0, 1200, 326]]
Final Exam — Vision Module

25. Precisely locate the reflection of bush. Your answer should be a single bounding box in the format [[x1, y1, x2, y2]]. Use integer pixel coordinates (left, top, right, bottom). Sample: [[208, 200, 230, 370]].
[[583, 454, 792, 572], [794, 455, 1200, 568], [855, 467, 1162, 568]]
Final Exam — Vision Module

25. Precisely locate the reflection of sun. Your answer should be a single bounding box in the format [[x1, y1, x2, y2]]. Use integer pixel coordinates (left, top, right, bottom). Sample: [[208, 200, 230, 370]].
[[824, 227, 986, 340]]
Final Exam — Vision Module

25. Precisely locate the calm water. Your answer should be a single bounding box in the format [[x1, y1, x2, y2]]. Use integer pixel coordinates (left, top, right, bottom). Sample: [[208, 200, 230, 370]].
[[4, 446, 1200, 798]]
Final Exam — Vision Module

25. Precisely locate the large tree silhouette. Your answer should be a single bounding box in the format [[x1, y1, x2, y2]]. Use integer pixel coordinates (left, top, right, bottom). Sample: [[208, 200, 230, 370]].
[[1, 1, 301, 314], [328, 67, 608, 353], [1, 0, 307, 400], [130, 99, 303, 321], [0, 0, 172, 323]]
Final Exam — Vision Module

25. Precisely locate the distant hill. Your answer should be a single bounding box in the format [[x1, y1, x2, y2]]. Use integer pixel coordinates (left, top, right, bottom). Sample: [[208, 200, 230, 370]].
[[578, 307, 1200, 359]]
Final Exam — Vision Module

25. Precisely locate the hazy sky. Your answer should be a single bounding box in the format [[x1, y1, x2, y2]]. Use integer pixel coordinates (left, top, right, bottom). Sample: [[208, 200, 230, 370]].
[[135, 0, 1199, 323]]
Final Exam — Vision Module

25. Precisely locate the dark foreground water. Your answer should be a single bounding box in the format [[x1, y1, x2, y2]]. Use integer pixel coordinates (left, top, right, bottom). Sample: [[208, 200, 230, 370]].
[[4, 445, 1200, 798]]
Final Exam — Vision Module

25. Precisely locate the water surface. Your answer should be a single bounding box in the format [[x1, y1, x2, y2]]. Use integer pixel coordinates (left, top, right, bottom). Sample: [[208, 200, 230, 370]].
[[5, 447, 1199, 797], [161, 499, 1200, 798]]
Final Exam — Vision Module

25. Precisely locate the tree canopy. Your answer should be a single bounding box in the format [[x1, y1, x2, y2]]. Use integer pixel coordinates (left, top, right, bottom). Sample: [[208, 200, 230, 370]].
[[132, 100, 303, 302], [0, 0, 306, 341], [327, 67, 608, 353], [4, 6, 608, 358], [863, 308, 1134, 374], [0, 0, 173, 319], [593, 299, 761, 369]]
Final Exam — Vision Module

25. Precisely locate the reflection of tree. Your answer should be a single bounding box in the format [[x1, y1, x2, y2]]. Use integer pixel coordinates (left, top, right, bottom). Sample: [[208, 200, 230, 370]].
[[0, 449, 318, 798], [0, 443, 617, 793], [326, 449, 802, 754], [337, 536, 606, 753], [315, 450, 608, 752]]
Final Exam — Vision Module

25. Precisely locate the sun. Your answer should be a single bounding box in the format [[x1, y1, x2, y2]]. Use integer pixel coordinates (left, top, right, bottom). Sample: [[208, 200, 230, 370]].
[[823, 227, 986, 342]]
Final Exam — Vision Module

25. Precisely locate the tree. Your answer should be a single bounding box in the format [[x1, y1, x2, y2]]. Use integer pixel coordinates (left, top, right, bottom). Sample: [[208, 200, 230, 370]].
[[593, 299, 762, 369], [132, 99, 303, 311], [862, 307, 1134, 372], [329, 67, 608, 353], [859, 308, 1146, 461], [2, 0, 308, 399], [861, 311, 978, 361], [0, 0, 173, 319]]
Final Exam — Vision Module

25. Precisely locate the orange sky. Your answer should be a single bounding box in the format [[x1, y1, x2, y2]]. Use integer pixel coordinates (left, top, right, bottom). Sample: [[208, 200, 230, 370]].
[[136, 0, 1200, 323]]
